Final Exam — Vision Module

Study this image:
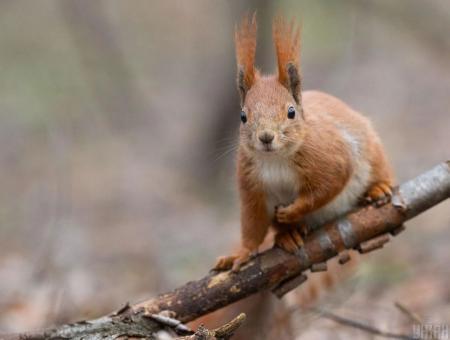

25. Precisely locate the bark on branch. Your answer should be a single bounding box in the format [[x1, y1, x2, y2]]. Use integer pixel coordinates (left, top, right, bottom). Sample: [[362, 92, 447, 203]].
[[5, 161, 450, 340]]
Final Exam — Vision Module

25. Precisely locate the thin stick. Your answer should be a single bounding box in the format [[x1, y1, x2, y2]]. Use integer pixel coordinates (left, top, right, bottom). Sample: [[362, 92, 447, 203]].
[[316, 309, 417, 340], [395, 301, 423, 324]]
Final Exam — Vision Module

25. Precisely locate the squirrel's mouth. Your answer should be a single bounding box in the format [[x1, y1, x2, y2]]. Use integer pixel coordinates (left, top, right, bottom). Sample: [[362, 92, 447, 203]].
[[260, 144, 275, 152]]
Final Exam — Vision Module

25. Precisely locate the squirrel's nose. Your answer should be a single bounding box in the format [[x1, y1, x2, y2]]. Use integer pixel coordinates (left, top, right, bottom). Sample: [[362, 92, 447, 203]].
[[258, 131, 274, 144]]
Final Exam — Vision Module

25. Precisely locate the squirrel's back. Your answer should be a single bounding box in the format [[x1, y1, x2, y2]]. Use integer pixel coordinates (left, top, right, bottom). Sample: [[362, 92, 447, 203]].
[[303, 90, 378, 146]]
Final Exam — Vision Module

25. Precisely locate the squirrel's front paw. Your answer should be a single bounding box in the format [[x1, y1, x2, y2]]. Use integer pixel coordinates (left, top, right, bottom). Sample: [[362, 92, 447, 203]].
[[214, 248, 254, 272], [275, 205, 301, 224]]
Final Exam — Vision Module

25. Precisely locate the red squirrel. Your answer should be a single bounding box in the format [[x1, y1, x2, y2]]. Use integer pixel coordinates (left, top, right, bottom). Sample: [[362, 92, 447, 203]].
[[214, 14, 394, 272]]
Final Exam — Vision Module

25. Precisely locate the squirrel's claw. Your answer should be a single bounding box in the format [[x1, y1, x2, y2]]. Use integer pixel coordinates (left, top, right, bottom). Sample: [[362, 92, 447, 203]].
[[231, 252, 252, 272], [214, 249, 254, 272], [275, 229, 304, 253], [214, 255, 236, 271], [364, 182, 392, 207]]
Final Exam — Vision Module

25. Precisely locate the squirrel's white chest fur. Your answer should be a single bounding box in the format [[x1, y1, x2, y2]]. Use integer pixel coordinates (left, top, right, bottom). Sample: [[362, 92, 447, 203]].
[[255, 155, 299, 217]]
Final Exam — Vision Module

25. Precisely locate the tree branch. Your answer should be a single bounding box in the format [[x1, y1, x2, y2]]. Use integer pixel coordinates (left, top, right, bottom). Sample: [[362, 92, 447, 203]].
[[4, 161, 449, 340]]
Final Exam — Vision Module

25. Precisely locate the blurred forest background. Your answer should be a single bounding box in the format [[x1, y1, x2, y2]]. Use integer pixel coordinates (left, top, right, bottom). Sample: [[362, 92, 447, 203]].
[[0, 1, 449, 339]]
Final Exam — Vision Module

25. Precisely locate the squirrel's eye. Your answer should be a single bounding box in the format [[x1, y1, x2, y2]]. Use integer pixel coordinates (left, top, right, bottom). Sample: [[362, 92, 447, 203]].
[[240, 110, 247, 124], [287, 106, 296, 119]]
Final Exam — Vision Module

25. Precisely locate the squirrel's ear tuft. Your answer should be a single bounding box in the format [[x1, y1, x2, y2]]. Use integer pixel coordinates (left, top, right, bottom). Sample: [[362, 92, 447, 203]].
[[273, 15, 302, 104], [235, 13, 257, 106]]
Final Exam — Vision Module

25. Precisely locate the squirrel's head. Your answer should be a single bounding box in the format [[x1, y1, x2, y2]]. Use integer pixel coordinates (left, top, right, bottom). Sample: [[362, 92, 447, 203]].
[[235, 14, 304, 156]]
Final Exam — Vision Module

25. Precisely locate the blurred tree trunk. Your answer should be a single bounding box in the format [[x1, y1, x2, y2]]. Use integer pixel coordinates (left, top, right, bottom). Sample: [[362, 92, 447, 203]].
[[59, 0, 150, 131]]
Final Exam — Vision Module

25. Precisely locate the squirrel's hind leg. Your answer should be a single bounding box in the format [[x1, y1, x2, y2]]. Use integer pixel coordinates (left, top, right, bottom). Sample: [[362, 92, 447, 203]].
[[364, 182, 392, 206], [364, 142, 394, 206]]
